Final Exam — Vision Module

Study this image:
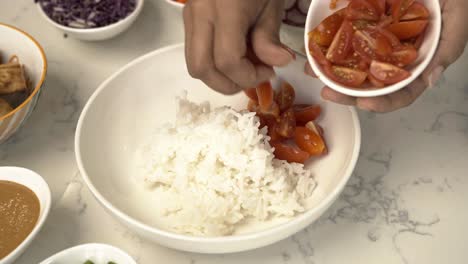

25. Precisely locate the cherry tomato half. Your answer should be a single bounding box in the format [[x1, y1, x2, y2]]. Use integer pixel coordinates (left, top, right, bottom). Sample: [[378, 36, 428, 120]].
[[256, 81, 274, 112], [346, 0, 380, 21], [308, 40, 330, 66], [391, 0, 415, 22], [270, 141, 310, 164], [369, 60, 410, 84], [275, 82, 296, 112], [386, 20, 428, 40], [326, 20, 354, 63], [294, 125, 327, 156], [384, 44, 418, 67], [293, 104, 322, 126], [400, 2, 429, 21], [324, 65, 368, 87], [310, 9, 345, 47], [276, 108, 296, 138], [244, 88, 258, 102]]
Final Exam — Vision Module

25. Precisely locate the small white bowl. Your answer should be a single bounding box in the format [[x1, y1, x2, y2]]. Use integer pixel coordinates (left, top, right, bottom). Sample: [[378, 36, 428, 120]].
[[305, 0, 442, 97], [39, 243, 137, 264], [36, 0, 145, 41], [75, 44, 361, 254], [0, 167, 51, 264]]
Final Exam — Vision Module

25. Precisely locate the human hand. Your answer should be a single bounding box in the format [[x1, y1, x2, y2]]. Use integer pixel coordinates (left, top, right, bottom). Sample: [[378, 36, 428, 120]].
[[183, 0, 295, 95], [305, 0, 468, 113]]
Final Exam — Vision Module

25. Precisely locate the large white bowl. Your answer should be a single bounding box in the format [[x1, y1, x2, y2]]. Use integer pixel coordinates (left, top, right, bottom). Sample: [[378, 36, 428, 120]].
[[305, 0, 442, 97], [36, 0, 145, 41], [0, 167, 51, 264], [75, 44, 361, 254]]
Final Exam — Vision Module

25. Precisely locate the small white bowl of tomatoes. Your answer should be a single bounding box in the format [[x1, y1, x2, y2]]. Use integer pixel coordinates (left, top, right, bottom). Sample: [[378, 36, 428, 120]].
[[305, 0, 441, 98]]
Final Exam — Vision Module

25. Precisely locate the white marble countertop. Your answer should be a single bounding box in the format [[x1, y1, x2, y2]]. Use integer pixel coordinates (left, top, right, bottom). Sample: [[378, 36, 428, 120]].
[[1, 1, 468, 263]]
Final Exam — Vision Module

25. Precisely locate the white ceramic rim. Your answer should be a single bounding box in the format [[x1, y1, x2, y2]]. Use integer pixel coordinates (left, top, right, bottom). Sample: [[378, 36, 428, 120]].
[[39, 243, 137, 264], [304, 1, 442, 97], [0, 166, 52, 264], [164, 0, 184, 8], [75, 43, 361, 244], [36, 0, 145, 33]]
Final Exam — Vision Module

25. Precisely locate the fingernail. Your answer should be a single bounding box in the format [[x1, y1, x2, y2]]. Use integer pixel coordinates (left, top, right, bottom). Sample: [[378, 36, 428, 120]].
[[280, 43, 296, 61], [428, 66, 445, 88]]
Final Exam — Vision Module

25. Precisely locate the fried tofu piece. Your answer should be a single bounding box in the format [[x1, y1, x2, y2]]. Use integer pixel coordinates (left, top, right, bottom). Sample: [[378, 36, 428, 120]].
[[0, 98, 13, 117], [0, 56, 28, 95]]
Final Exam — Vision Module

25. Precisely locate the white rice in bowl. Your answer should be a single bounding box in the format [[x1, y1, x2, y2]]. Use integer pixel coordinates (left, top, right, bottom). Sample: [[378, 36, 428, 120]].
[[138, 94, 317, 236]]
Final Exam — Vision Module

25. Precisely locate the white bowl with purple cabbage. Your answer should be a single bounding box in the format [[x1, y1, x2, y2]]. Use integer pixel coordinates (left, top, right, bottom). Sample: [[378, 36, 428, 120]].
[[35, 0, 145, 41]]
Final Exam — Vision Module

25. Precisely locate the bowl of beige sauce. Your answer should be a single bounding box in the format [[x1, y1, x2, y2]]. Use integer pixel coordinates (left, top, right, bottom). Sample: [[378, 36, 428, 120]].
[[0, 167, 51, 264]]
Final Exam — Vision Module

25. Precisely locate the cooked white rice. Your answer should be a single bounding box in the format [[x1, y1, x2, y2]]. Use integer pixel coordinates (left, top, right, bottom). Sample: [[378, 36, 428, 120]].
[[138, 94, 317, 236]]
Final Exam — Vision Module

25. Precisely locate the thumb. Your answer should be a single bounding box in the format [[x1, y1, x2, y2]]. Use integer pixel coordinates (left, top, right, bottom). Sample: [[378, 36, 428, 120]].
[[251, 0, 295, 67], [422, 0, 468, 87]]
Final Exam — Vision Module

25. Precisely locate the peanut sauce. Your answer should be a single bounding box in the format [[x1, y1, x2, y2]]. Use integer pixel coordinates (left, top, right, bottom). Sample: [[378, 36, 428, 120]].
[[0, 180, 40, 259]]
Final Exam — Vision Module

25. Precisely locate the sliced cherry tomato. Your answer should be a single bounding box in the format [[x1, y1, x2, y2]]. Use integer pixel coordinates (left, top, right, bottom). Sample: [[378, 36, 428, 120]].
[[375, 33, 393, 56], [308, 40, 330, 66], [391, 0, 415, 22], [368, 72, 386, 87], [346, 0, 380, 21], [276, 108, 296, 138], [386, 20, 428, 40], [369, 60, 410, 84], [368, 0, 386, 15], [384, 45, 418, 67], [305, 121, 328, 154], [244, 88, 258, 102], [256, 81, 274, 112], [352, 19, 377, 31], [294, 126, 326, 156], [376, 15, 393, 28], [294, 104, 322, 125], [310, 9, 345, 47], [400, 2, 429, 20], [326, 19, 354, 63], [275, 82, 296, 112], [352, 30, 378, 62], [376, 28, 401, 47], [270, 141, 310, 164], [264, 119, 283, 142], [260, 101, 280, 119], [247, 99, 259, 113], [324, 65, 368, 87]]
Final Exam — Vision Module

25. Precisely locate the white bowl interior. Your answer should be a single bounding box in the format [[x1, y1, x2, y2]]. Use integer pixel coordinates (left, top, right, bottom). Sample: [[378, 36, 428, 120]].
[[0, 24, 45, 101], [76, 44, 360, 253], [0, 167, 51, 264], [305, 0, 441, 97], [39, 243, 136, 264]]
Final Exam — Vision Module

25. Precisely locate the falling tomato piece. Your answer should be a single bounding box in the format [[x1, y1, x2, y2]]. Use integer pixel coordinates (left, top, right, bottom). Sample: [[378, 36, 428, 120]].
[[293, 104, 322, 125], [276, 108, 296, 138], [244, 88, 258, 102], [256, 81, 274, 112], [275, 81, 296, 112]]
